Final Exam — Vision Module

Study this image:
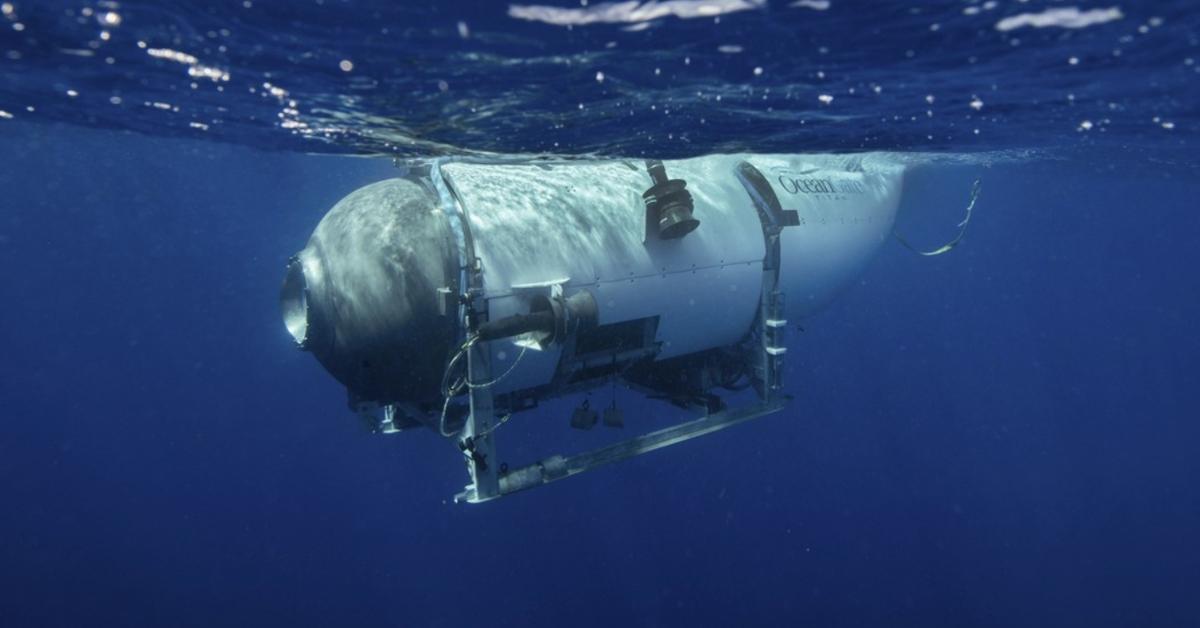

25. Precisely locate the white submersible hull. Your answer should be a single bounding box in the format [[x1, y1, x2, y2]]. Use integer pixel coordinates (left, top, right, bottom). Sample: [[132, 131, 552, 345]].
[[282, 153, 908, 501]]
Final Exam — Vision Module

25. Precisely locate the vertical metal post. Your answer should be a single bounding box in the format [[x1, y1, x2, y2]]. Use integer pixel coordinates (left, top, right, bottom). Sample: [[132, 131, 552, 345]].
[[464, 341, 500, 501], [754, 224, 786, 403], [431, 159, 505, 503], [735, 159, 796, 405], [762, 290, 787, 402]]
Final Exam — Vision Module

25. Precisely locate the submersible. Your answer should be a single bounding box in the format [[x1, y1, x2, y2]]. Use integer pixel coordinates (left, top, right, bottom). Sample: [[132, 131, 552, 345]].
[[281, 153, 934, 502]]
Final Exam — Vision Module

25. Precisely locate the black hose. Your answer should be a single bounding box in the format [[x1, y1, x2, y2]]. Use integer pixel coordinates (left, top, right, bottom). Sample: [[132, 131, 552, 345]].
[[474, 309, 556, 342]]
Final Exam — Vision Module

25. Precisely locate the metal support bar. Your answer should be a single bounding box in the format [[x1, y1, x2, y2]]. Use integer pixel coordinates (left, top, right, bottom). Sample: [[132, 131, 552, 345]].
[[760, 288, 786, 402], [456, 399, 786, 502], [461, 341, 500, 502], [737, 159, 791, 405]]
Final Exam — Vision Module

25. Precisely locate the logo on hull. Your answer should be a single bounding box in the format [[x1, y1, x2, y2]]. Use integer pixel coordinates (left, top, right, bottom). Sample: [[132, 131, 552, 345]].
[[774, 168, 866, 199]]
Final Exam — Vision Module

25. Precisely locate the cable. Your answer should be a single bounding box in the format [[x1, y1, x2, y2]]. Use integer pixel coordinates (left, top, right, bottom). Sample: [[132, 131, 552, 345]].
[[474, 411, 513, 440], [437, 333, 529, 438], [466, 343, 528, 389], [438, 395, 458, 437], [440, 335, 477, 398], [438, 335, 476, 437]]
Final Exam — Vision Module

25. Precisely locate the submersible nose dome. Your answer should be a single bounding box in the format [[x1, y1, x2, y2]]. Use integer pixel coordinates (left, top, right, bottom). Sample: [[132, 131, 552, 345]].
[[280, 177, 458, 407]]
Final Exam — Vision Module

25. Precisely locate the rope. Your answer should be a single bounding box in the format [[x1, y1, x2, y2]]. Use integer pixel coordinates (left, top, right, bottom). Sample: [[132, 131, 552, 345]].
[[893, 178, 981, 256]]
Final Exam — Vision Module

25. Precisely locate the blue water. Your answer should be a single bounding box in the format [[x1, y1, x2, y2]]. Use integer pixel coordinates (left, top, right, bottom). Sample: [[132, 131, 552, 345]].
[[2, 0, 1197, 159], [2, 2, 1199, 627]]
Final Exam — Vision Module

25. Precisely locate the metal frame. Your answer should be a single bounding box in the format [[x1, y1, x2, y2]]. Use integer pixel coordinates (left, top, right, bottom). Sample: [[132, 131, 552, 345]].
[[453, 282, 788, 503], [449, 160, 796, 504]]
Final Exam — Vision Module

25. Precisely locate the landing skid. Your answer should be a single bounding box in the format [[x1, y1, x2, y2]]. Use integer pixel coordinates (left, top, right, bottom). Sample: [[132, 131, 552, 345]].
[[456, 398, 787, 503]]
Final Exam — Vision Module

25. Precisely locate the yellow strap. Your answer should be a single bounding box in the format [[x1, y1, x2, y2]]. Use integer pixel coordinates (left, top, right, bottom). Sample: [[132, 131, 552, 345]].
[[893, 179, 981, 256]]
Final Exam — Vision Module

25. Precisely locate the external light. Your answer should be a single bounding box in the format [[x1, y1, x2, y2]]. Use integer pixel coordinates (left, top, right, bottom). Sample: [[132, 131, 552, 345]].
[[643, 160, 700, 241]]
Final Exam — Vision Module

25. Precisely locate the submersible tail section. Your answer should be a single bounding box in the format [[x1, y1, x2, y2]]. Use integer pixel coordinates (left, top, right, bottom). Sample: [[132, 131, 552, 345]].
[[281, 153, 907, 502]]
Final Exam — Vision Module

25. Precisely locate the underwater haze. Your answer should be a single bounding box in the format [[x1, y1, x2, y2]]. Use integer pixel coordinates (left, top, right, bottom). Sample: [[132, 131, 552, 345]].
[[2, 1, 1199, 627]]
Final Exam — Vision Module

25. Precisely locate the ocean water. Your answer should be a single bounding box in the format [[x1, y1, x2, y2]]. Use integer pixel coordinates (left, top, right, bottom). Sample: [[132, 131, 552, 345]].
[[1, 2, 1198, 627]]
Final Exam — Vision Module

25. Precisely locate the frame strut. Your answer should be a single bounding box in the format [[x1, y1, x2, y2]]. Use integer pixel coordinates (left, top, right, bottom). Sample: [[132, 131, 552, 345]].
[[431, 159, 502, 503], [452, 158, 798, 504], [457, 399, 787, 502]]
